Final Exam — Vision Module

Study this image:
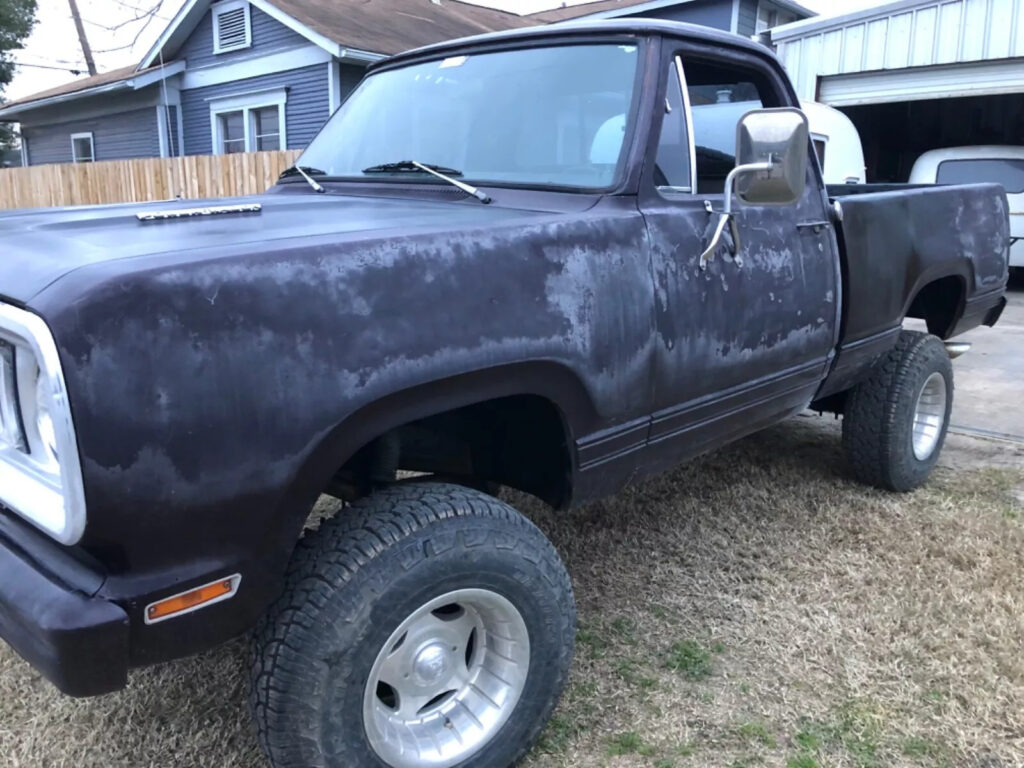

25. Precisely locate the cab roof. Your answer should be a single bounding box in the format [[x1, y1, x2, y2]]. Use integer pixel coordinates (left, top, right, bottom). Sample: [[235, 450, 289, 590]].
[[374, 18, 774, 71]]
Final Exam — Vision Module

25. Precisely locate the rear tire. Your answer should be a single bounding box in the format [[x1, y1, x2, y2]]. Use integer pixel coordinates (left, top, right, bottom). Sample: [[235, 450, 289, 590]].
[[250, 482, 576, 768], [842, 331, 953, 492]]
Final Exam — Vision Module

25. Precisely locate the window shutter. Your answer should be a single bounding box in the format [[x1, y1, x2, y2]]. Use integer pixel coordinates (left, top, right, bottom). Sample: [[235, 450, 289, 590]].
[[215, 5, 249, 52]]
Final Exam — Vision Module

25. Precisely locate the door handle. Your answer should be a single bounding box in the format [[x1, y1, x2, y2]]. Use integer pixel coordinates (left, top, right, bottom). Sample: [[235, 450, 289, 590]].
[[797, 220, 831, 234]]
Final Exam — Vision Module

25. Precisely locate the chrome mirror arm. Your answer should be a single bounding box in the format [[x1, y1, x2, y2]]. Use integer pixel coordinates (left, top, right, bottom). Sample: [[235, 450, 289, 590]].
[[722, 159, 774, 215], [699, 207, 731, 270], [699, 159, 774, 271]]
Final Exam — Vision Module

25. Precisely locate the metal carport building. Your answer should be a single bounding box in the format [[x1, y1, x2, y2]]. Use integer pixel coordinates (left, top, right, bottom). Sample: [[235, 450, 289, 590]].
[[772, 0, 1024, 181]]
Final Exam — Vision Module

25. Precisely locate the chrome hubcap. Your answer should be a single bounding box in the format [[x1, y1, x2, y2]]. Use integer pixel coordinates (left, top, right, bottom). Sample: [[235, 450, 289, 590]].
[[912, 371, 947, 460], [363, 588, 530, 768]]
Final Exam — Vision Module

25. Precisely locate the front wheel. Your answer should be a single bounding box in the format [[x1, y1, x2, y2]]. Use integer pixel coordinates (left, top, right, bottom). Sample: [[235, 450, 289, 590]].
[[250, 482, 576, 768], [842, 330, 953, 492]]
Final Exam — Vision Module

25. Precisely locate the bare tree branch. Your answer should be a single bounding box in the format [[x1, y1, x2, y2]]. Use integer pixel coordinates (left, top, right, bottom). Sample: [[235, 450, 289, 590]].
[[91, 0, 166, 54]]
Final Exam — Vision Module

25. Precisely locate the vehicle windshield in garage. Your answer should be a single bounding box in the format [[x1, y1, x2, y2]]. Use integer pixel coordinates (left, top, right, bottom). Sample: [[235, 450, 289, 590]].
[[936, 158, 1024, 194]]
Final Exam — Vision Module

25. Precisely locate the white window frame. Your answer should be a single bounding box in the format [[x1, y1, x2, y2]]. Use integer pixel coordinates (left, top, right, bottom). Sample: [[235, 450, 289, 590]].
[[212, 0, 252, 55], [19, 136, 28, 167], [208, 88, 287, 155], [70, 132, 95, 164]]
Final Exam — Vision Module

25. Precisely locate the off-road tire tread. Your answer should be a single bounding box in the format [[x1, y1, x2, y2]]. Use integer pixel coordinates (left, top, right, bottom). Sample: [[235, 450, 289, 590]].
[[842, 330, 952, 492], [249, 482, 575, 768]]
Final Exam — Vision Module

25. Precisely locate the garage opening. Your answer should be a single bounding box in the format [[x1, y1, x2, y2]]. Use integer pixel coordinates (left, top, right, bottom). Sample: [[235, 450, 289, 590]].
[[838, 93, 1024, 182]]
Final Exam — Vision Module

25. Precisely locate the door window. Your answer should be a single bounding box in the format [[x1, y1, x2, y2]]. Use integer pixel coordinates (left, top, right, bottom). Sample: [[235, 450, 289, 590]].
[[653, 59, 694, 193], [681, 58, 782, 194], [813, 138, 827, 170]]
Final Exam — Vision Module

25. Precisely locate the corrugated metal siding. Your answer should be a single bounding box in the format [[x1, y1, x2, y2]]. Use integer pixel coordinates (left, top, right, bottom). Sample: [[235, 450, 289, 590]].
[[737, 0, 759, 36], [775, 0, 1024, 100], [180, 64, 329, 155], [178, 5, 308, 69], [625, 0, 734, 30], [819, 58, 1024, 105], [23, 107, 159, 165]]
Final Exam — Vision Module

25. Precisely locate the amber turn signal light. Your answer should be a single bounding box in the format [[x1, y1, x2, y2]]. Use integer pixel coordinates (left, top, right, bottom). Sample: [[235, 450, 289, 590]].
[[144, 574, 241, 625]]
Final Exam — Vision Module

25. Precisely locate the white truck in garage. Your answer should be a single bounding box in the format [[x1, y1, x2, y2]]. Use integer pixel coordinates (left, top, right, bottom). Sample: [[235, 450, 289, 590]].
[[911, 146, 1024, 272]]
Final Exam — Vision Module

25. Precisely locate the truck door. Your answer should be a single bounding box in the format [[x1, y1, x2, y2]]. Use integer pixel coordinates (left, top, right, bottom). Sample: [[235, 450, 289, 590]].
[[638, 46, 841, 473]]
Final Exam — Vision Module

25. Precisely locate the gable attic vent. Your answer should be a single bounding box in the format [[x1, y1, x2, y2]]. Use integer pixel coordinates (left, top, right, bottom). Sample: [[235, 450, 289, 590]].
[[214, 2, 252, 54]]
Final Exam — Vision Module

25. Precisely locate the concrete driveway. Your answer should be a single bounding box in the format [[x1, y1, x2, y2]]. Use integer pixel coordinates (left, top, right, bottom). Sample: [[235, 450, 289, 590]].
[[948, 274, 1024, 442]]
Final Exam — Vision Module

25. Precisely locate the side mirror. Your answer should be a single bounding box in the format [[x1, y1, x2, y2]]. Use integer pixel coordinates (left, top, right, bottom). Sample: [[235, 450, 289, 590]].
[[734, 107, 809, 206], [699, 108, 810, 271]]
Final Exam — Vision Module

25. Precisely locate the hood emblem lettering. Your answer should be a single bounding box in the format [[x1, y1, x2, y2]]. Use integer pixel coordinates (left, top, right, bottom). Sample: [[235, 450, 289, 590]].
[[136, 203, 262, 222]]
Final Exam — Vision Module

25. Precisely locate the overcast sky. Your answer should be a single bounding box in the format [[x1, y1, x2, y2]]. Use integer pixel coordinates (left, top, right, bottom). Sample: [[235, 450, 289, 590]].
[[4, 0, 889, 102]]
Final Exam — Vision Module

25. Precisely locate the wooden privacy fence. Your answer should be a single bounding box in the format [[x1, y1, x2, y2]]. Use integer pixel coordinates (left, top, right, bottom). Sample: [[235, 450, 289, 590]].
[[0, 149, 302, 210]]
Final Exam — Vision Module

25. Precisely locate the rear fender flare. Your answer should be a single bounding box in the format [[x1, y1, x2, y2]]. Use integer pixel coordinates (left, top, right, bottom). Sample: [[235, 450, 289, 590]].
[[902, 267, 970, 339]]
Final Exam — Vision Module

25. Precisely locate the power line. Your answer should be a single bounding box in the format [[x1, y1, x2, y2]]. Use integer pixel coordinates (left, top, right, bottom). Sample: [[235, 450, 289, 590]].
[[15, 53, 87, 66], [11, 60, 86, 74]]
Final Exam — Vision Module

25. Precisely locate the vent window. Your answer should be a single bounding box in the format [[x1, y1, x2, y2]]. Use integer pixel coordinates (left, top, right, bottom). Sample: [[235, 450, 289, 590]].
[[213, 1, 251, 54]]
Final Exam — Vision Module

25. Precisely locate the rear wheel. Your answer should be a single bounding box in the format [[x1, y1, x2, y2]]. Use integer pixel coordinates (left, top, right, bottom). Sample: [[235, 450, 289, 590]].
[[842, 330, 953, 492], [250, 482, 576, 768]]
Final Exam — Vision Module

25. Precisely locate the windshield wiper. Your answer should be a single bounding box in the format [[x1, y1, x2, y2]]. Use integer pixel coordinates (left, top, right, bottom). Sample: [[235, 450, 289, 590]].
[[361, 160, 491, 204], [363, 160, 462, 176], [279, 165, 327, 193]]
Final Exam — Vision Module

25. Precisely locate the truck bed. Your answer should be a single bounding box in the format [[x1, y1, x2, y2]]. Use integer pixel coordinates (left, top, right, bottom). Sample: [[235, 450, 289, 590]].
[[818, 182, 1009, 398]]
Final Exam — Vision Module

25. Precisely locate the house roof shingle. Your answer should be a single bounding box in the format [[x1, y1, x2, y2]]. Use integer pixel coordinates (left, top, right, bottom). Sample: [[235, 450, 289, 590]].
[[529, 0, 814, 23], [528, 0, 664, 23], [2, 0, 531, 115], [264, 0, 533, 56], [1, 65, 143, 110]]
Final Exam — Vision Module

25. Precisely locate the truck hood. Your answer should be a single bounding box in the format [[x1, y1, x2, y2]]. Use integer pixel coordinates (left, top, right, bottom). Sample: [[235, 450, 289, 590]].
[[0, 192, 551, 304]]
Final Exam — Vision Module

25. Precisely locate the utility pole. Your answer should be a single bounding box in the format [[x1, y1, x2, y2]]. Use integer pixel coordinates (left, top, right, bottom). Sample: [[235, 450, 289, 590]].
[[67, 0, 98, 76]]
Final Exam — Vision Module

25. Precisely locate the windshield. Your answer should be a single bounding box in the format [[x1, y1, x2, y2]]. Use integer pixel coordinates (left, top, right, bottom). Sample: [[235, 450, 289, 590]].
[[298, 44, 641, 190]]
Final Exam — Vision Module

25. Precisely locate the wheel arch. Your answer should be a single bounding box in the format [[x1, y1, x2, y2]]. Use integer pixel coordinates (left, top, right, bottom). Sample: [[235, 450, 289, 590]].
[[903, 270, 969, 340], [271, 361, 599, 549]]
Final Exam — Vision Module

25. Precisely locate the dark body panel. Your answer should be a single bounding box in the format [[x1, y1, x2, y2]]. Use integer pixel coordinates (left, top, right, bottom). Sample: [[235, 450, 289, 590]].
[[818, 183, 1010, 397], [639, 190, 838, 475], [28, 191, 655, 663], [631, 34, 840, 478], [0, 514, 127, 696]]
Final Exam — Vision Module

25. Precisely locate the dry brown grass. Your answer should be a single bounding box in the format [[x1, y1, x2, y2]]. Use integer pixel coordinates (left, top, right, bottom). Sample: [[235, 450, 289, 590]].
[[1, 417, 1022, 768]]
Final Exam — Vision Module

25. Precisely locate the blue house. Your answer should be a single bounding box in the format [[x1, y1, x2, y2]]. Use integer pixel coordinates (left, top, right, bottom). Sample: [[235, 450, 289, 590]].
[[0, 0, 813, 167], [0, 0, 529, 166]]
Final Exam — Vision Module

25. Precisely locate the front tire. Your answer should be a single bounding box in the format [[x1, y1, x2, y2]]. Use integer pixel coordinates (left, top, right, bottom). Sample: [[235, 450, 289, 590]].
[[250, 482, 576, 768], [842, 330, 953, 492]]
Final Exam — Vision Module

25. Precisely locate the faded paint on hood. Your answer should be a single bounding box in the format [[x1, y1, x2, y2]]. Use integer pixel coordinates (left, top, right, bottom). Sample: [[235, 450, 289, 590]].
[[0, 192, 549, 304]]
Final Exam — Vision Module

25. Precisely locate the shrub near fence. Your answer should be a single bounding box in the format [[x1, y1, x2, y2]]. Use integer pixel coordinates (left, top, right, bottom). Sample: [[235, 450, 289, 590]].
[[0, 149, 302, 210]]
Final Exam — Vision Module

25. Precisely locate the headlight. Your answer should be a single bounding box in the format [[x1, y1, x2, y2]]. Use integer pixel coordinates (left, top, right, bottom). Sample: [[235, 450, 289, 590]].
[[35, 372, 59, 462], [0, 342, 26, 451], [0, 304, 85, 545]]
